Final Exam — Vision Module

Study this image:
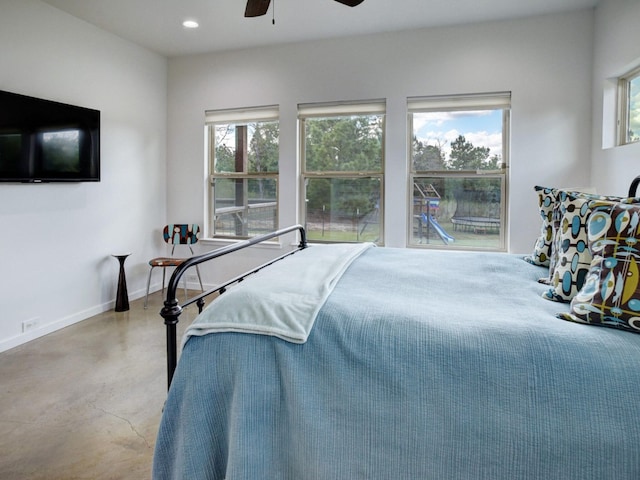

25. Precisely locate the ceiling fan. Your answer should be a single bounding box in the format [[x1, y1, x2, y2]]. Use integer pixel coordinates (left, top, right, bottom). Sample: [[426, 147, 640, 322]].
[[245, 0, 365, 18]]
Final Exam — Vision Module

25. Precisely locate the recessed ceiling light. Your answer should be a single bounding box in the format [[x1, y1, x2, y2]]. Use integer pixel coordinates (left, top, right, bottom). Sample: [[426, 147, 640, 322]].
[[182, 20, 199, 29]]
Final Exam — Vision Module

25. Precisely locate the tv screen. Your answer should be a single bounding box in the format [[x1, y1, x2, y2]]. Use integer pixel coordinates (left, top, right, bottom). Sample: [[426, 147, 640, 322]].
[[0, 90, 100, 182]]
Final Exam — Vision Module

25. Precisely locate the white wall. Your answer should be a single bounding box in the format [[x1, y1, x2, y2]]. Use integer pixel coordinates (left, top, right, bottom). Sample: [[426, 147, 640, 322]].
[[0, 3, 604, 350], [591, 0, 640, 195], [167, 8, 595, 283], [0, 0, 168, 351]]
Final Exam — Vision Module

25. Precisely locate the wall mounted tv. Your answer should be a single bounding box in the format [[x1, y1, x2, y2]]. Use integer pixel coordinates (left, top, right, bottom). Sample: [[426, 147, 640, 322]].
[[0, 89, 100, 183]]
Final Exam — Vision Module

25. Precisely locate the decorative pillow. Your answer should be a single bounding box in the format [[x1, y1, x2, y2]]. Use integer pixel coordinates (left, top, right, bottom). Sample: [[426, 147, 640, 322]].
[[543, 195, 564, 284], [542, 193, 640, 302], [524, 186, 556, 267], [529, 186, 595, 284], [542, 187, 599, 282], [542, 191, 594, 301], [557, 202, 640, 334]]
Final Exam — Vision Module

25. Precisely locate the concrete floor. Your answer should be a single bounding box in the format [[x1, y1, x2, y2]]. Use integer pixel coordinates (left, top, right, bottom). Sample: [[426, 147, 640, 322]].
[[0, 291, 199, 479]]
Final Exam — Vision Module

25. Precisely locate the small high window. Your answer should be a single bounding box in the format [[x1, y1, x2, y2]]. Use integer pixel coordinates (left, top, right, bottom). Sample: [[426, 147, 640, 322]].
[[619, 67, 640, 145]]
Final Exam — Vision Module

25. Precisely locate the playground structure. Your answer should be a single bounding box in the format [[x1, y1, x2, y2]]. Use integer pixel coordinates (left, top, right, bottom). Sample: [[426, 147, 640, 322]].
[[414, 183, 455, 245]]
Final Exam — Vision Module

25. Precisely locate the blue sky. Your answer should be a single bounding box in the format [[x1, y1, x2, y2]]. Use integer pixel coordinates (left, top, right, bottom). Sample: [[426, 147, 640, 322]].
[[413, 109, 504, 161]]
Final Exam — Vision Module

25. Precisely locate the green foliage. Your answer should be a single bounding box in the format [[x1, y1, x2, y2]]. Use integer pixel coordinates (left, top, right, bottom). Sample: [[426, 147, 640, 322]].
[[212, 122, 279, 202], [214, 143, 234, 173], [413, 132, 503, 216], [413, 137, 445, 171], [249, 122, 279, 173], [305, 116, 383, 172], [413, 134, 502, 173], [304, 115, 383, 216], [213, 122, 279, 174], [306, 177, 380, 217], [448, 135, 491, 170]]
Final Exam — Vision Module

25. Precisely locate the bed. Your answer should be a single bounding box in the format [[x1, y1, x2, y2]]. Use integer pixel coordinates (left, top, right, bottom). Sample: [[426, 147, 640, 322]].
[[152, 178, 640, 480]]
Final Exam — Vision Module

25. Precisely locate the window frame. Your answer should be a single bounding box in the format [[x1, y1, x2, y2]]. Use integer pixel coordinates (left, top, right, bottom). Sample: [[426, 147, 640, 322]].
[[298, 100, 386, 245], [618, 65, 640, 146], [407, 92, 511, 251], [205, 105, 280, 240]]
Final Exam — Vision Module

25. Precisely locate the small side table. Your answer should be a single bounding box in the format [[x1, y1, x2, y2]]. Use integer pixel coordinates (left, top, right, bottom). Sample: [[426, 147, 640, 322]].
[[112, 253, 131, 312]]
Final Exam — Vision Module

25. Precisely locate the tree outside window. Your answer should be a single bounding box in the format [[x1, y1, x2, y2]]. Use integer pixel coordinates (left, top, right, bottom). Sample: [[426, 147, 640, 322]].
[[206, 106, 279, 239], [300, 102, 385, 244], [408, 93, 510, 251]]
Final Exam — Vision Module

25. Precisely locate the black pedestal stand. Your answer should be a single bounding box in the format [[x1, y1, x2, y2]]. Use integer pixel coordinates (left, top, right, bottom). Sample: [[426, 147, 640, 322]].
[[112, 253, 131, 312]]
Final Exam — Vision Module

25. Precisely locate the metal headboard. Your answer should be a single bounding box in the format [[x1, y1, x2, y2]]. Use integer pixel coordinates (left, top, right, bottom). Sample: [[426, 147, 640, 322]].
[[630, 175, 640, 197]]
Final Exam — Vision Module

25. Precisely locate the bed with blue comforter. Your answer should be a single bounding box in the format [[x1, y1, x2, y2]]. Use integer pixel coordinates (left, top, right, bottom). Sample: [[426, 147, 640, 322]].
[[152, 243, 640, 479]]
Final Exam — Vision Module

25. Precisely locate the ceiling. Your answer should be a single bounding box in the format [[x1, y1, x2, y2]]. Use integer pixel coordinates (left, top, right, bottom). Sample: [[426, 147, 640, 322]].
[[41, 0, 599, 58]]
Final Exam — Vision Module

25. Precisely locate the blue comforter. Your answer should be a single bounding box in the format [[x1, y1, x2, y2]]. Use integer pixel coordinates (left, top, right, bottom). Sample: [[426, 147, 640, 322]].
[[153, 247, 640, 479]]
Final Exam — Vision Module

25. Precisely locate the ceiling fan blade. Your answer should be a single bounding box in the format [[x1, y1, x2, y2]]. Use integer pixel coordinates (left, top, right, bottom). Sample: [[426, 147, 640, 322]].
[[334, 0, 365, 6], [245, 0, 271, 17]]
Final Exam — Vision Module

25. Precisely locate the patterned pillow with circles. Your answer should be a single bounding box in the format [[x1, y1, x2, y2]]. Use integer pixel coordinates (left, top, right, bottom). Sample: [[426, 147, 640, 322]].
[[557, 201, 640, 333]]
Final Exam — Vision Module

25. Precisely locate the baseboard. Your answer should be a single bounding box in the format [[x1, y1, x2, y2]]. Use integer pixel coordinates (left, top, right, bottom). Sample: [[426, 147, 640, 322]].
[[0, 302, 112, 353], [0, 287, 145, 353], [0, 282, 216, 353]]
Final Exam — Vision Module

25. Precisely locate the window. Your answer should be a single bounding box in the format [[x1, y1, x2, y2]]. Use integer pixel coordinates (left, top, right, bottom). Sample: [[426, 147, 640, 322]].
[[619, 66, 640, 145], [206, 106, 279, 239], [299, 101, 385, 244], [408, 93, 510, 251]]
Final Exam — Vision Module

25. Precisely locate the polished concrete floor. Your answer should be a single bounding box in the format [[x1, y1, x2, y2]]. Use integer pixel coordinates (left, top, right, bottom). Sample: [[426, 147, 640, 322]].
[[0, 291, 200, 480]]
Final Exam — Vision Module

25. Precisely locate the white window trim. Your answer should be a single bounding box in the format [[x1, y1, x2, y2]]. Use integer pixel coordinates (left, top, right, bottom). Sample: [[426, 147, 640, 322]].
[[406, 92, 511, 251], [407, 92, 511, 113], [298, 99, 386, 244], [617, 66, 640, 146], [298, 99, 386, 118], [205, 105, 279, 124], [205, 105, 280, 240]]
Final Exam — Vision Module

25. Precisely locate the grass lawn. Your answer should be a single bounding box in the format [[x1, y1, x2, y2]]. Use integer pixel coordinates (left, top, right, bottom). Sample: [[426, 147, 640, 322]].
[[306, 218, 502, 250]]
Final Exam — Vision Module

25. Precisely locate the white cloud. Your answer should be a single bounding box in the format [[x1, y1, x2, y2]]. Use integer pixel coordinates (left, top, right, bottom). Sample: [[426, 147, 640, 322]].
[[413, 110, 502, 160], [414, 110, 493, 129]]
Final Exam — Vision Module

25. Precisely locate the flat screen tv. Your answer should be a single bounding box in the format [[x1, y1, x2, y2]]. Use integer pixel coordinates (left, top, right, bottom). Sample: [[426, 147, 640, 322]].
[[0, 89, 100, 183]]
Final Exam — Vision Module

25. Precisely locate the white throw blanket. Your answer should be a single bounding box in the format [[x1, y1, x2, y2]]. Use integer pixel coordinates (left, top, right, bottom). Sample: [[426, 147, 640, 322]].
[[182, 242, 374, 348]]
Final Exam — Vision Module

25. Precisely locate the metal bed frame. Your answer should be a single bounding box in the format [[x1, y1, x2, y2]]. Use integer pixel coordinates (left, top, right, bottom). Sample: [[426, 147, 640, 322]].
[[159, 176, 640, 389], [630, 174, 640, 197], [159, 224, 307, 389]]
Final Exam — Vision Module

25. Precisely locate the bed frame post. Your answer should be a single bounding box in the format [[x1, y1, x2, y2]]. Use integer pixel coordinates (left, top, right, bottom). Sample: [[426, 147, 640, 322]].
[[160, 299, 183, 390], [160, 224, 307, 391], [629, 175, 640, 197]]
